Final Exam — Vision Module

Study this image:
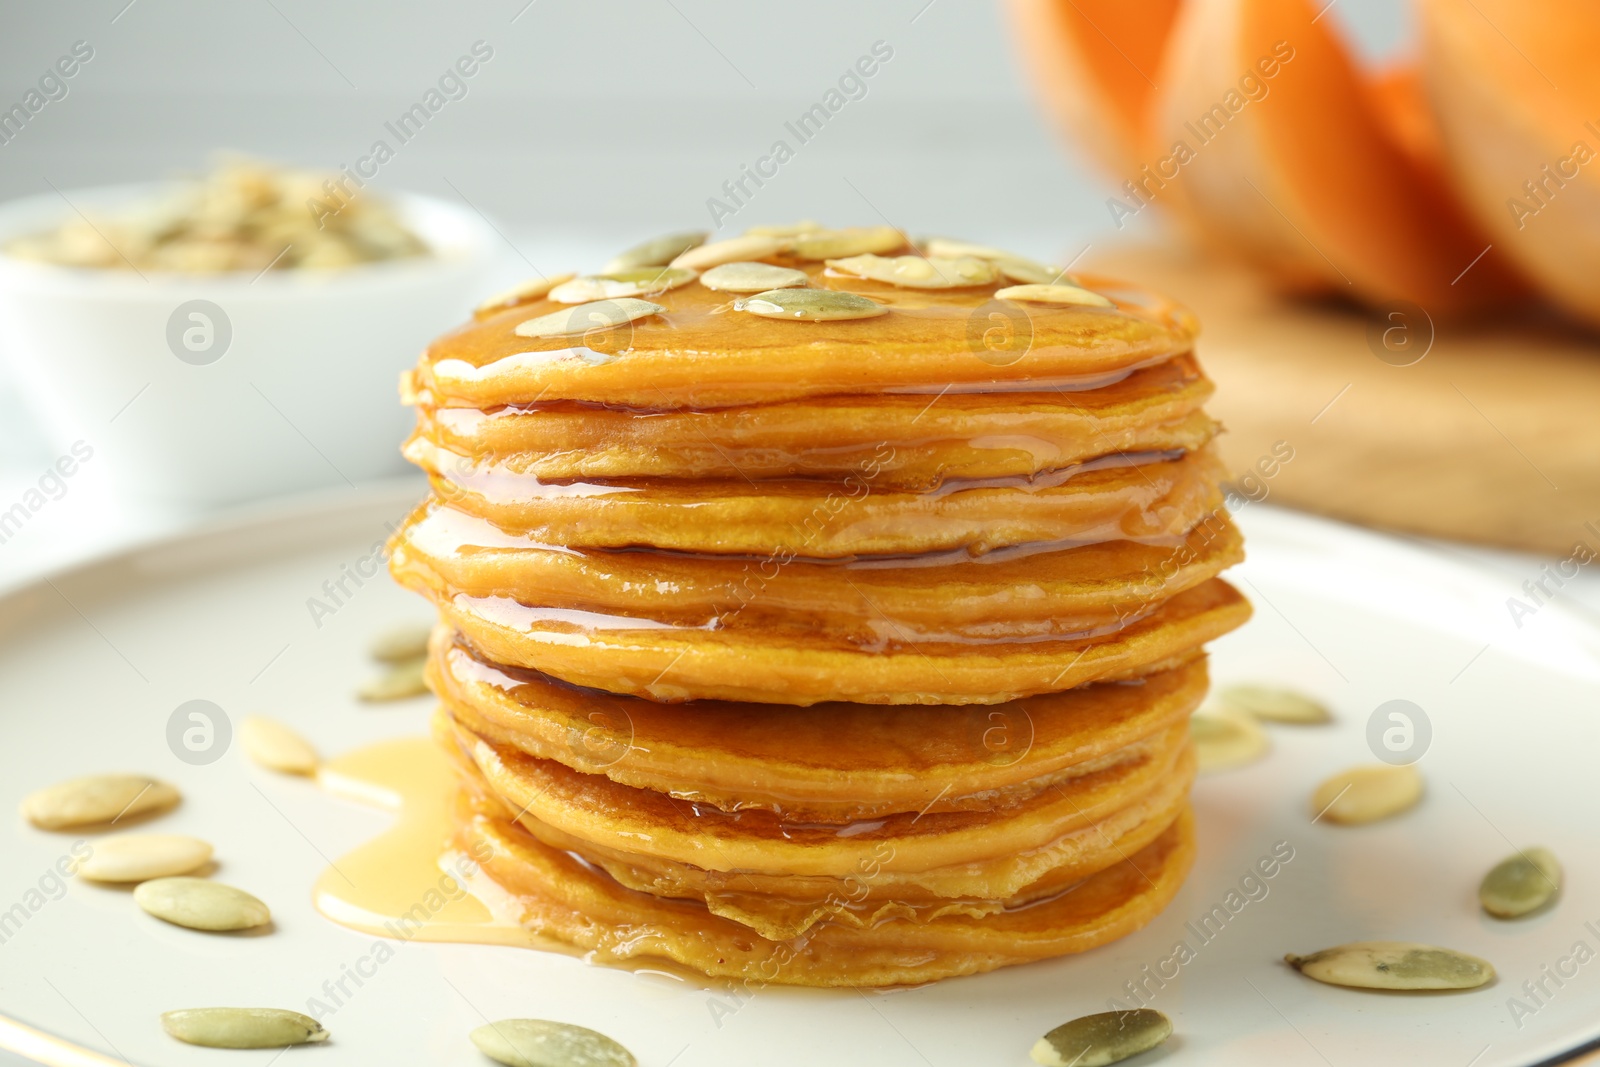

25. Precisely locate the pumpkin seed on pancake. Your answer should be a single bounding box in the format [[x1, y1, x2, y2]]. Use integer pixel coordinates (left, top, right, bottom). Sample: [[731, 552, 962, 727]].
[[670, 233, 783, 270], [790, 225, 904, 259], [735, 288, 887, 321], [603, 230, 705, 272], [998, 283, 1115, 307], [826, 252, 998, 288], [418, 266, 1198, 409], [698, 261, 810, 293], [549, 267, 697, 303]]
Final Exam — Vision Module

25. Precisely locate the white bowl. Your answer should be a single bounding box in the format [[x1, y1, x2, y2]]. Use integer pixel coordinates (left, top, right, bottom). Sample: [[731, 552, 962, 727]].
[[0, 184, 497, 508]]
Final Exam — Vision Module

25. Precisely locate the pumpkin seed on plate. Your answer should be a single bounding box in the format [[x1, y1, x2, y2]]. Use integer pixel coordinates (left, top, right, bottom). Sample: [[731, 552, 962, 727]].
[[670, 234, 783, 271], [1285, 941, 1495, 990], [550, 267, 697, 303], [791, 225, 904, 260], [77, 833, 212, 883], [514, 298, 664, 339], [699, 261, 809, 293], [735, 288, 888, 322], [1311, 763, 1422, 824], [135, 877, 271, 931], [603, 231, 706, 272], [21, 774, 180, 830], [358, 656, 429, 702], [474, 273, 576, 316], [1189, 705, 1269, 772], [162, 1008, 327, 1049], [470, 1019, 636, 1067], [826, 253, 997, 289], [1030, 1009, 1172, 1067], [995, 283, 1114, 307], [370, 622, 433, 663], [1480, 847, 1562, 918], [240, 715, 318, 776], [1220, 683, 1332, 724]]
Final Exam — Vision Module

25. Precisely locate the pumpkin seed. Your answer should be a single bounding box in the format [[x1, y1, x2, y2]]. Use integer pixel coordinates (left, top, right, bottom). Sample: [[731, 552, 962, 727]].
[[135, 877, 271, 931], [470, 1019, 636, 1067], [996, 283, 1114, 307], [920, 239, 1063, 283], [1286, 941, 1495, 991], [1189, 706, 1269, 771], [21, 774, 180, 830], [1480, 847, 1562, 918], [699, 261, 809, 293], [791, 225, 904, 260], [550, 267, 697, 304], [1311, 763, 1423, 824], [827, 253, 998, 289], [474, 273, 576, 315], [514, 298, 664, 339], [995, 258, 1062, 285], [240, 715, 318, 776], [736, 288, 888, 322], [603, 231, 706, 272], [77, 833, 212, 883], [745, 220, 823, 237], [358, 656, 429, 702], [370, 622, 433, 663], [162, 1008, 327, 1049], [1221, 684, 1332, 724], [670, 234, 783, 271], [1030, 1009, 1172, 1067]]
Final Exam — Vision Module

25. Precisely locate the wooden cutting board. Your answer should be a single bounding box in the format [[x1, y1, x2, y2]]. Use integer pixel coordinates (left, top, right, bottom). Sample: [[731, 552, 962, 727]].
[[1088, 244, 1600, 555]]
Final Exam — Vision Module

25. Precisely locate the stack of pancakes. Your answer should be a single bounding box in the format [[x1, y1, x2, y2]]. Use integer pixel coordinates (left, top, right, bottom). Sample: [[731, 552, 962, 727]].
[[389, 227, 1249, 987]]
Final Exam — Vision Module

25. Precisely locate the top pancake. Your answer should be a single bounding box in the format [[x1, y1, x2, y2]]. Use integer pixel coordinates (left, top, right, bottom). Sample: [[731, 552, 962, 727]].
[[411, 252, 1199, 409]]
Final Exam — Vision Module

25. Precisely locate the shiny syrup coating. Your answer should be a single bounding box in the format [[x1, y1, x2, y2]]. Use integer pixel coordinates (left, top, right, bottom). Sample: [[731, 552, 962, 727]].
[[415, 255, 1199, 410]]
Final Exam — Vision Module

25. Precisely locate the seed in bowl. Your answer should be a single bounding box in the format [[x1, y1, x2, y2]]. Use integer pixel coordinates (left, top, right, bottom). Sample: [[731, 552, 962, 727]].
[[4, 155, 428, 273]]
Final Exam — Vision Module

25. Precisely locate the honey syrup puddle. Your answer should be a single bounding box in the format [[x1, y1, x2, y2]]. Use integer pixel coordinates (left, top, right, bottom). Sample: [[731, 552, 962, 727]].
[[313, 736, 552, 950], [311, 736, 699, 985]]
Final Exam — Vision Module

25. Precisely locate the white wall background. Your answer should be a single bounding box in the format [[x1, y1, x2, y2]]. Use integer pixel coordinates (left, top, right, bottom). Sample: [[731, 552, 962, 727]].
[[0, 0, 1412, 253]]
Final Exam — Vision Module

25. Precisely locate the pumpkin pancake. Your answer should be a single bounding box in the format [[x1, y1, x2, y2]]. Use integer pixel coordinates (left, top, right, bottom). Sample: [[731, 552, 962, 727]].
[[424, 576, 1249, 705], [406, 354, 1216, 487], [427, 632, 1211, 819], [452, 796, 1197, 987], [415, 443, 1228, 557], [443, 704, 1189, 877], [392, 503, 1242, 648], [414, 262, 1198, 410], [379, 226, 1244, 986]]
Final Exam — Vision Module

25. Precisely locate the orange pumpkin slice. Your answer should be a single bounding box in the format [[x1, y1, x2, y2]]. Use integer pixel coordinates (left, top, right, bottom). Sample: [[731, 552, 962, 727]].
[[1420, 0, 1600, 327]]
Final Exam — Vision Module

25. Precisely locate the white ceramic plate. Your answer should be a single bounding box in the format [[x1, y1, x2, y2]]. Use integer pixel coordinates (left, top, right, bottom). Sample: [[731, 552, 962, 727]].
[[1, 487, 1598, 1067]]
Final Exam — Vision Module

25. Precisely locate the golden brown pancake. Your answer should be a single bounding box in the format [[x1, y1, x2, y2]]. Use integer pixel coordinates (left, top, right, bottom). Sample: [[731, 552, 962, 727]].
[[413, 263, 1199, 410], [427, 632, 1211, 820], [424, 575, 1248, 705], [452, 795, 1197, 987], [407, 354, 1216, 487], [391, 502, 1243, 647], [415, 444, 1228, 557]]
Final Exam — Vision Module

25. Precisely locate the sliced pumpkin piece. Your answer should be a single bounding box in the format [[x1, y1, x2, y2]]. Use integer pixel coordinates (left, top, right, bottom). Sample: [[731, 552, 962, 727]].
[[1420, 0, 1600, 327], [1005, 0, 1185, 179], [1148, 0, 1525, 314]]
